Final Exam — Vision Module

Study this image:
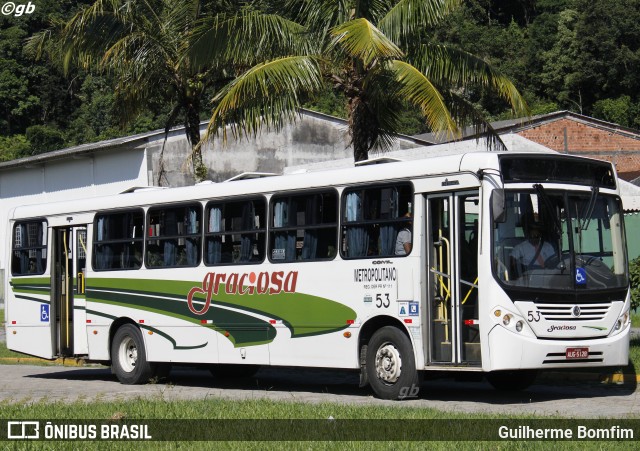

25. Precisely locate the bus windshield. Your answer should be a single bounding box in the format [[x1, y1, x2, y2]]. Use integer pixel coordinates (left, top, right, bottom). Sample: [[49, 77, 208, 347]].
[[492, 189, 627, 290]]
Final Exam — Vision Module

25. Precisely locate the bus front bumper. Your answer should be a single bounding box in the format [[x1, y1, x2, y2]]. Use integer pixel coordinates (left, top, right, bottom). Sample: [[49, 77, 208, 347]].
[[486, 324, 630, 371]]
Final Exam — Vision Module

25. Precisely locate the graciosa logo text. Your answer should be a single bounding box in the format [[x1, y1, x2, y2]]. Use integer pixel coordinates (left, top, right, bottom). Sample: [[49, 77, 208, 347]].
[[187, 271, 298, 315]]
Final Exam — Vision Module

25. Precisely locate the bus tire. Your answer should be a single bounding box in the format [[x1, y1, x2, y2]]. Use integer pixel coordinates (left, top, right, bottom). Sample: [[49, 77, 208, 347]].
[[486, 370, 538, 391], [366, 326, 420, 400], [111, 324, 155, 384]]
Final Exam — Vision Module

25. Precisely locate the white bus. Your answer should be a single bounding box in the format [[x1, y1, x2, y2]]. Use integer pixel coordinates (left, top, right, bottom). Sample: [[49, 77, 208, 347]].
[[4, 152, 631, 399]]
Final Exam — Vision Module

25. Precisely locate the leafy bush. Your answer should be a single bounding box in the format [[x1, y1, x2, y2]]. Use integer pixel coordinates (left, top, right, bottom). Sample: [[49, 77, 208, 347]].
[[629, 256, 640, 312], [25, 125, 65, 154]]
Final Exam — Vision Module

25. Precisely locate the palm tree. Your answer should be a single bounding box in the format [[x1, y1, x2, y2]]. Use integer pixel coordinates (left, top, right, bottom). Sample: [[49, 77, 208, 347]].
[[199, 0, 528, 162], [28, 0, 244, 182]]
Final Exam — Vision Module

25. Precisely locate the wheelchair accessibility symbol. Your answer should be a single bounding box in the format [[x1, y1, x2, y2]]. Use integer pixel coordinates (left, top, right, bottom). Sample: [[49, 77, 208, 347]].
[[575, 267, 587, 286], [40, 304, 49, 322]]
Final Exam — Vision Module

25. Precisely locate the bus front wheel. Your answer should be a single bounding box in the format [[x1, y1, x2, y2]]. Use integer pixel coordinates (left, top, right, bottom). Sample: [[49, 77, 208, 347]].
[[111, 324, 155, 384], [365, 326, 420, 400]]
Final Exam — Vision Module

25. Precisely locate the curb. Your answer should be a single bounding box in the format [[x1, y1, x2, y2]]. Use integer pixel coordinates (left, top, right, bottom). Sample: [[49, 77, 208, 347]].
[[0, 357, 86, 367], [538, 370, 640, 385]]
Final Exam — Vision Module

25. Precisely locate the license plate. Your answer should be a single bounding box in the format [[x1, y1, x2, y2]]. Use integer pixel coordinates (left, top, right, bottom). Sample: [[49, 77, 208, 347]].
[[566, 347, 589, 359]]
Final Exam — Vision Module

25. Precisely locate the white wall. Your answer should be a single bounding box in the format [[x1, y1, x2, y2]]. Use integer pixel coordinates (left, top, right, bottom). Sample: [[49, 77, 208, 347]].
[[0, 148, 149, 290]]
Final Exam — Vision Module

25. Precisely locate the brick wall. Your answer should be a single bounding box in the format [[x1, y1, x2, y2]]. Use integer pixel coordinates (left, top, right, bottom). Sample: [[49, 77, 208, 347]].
[[518, 118, 640, 181]]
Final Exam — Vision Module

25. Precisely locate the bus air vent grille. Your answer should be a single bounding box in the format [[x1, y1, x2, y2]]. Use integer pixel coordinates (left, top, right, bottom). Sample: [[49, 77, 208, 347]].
[[534, 303, 610, 321]]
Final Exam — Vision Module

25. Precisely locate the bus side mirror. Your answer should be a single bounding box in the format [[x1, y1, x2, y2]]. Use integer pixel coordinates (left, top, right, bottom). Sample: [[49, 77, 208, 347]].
[[492, 190, 506, 223]]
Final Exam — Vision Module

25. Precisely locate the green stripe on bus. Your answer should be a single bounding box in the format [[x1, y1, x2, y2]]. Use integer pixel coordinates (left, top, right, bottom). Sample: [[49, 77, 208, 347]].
[[87, 278, 356, 338], [86, 309, 210, 350], [10, 277, 51, 288], [15, 294, 50, 304], [87, 293, 276, 347]]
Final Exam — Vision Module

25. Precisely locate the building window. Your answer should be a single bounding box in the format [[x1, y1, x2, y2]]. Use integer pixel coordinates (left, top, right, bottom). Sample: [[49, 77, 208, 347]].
[[12, 220, 48, 276], [269, 190, 338, 262], [205, 197, 266, 265], [93, 210, 144, 270], [146, 204, 201, 268], [341, 183, 413, 258]]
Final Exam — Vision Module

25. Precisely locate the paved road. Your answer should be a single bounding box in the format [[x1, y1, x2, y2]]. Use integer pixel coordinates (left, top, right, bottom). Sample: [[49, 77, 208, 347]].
[[0, 364, 637, 418]]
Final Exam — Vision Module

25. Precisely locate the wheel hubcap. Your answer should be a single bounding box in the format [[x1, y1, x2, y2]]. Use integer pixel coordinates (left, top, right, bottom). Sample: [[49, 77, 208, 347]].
[[118, 336, 137, 373], [375, 342, 402, 384]]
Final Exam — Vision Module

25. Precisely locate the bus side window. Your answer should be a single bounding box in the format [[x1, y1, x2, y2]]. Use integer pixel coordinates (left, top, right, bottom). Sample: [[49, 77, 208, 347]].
[[269, 190, 338, 262], [12, 220, 48, 276], [204, 197, 266, 265], [146, 204, 201, 268], [341, 183, 413, 259], [93, 210, 144, 271]]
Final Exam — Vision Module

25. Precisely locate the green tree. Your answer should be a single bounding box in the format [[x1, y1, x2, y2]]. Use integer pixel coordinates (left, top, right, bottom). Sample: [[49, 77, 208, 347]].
[[573, 0, 640, 108], [25, 125, 65, 154], [0, 26, 46, 134], [199, 0, 528, 162], [592, 96, 640, 129], [539, 9, 582, 111], [0, 0, 87, 140], [29, 0, 243, 182], [0, 134, 30, 161]]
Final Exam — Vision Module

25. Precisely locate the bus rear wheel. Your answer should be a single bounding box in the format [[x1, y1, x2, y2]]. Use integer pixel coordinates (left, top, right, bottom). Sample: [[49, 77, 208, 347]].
[[111, 324, 155, 384], [365, 326, 420, 400]]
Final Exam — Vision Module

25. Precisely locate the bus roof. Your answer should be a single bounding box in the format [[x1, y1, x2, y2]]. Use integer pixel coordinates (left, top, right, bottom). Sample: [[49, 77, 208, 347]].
[[9, 151, 614, 221]]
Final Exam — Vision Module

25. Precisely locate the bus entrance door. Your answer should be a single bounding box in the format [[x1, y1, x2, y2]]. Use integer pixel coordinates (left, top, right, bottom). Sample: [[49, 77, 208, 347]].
[[426, 192, 480, 367], [52, 226, 88, 358]]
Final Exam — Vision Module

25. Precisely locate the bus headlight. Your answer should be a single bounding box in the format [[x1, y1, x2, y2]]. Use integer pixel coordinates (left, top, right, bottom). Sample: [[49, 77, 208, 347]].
[[613, 306, 630, 335], [493, 306, 531, 336], [615, 319, 622, 331]]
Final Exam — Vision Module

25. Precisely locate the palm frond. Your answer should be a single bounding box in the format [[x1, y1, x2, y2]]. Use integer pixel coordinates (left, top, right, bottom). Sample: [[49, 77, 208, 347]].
[[413, 44, 529, 117], [353, 0, 398, 23], [443, 91, 508, 151], [357, 66, 407, 153], [58, 1, 129, 73], [24, 29, 52, 60], [380, 0, 462, 43], [389, 60, 459, 139], [190, 10, 312, 70], [204, 55, 324, 143], [283, 0, 351, 30], [331, 18, 403, 66]]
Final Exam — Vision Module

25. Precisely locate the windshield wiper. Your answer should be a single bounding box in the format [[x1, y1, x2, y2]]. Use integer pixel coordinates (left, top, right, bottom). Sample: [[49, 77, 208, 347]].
[[580, 185, 599, 231], [533, 184, 562, 236]]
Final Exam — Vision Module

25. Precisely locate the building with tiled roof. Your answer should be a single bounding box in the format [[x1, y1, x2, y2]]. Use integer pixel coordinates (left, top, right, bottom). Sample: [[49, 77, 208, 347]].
[[415, 111, 640, 184]]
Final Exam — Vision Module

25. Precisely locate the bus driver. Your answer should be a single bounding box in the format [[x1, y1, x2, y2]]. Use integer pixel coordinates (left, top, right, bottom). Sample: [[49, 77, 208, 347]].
[[510, 222, 554, 274]]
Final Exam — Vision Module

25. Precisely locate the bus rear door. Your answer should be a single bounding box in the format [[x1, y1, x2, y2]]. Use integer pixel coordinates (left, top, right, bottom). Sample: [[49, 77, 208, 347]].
[[52, 226, 88, 357]]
